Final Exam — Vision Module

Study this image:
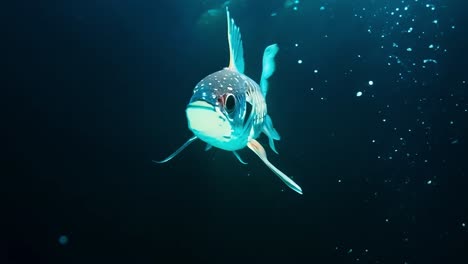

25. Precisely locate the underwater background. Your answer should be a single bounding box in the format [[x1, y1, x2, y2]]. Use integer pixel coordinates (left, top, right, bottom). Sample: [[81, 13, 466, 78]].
[[4, 0, 468, 263]]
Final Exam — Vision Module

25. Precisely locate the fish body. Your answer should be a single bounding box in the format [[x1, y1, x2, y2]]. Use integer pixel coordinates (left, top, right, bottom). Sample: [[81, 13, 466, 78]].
[[155, 8, 303, 194]]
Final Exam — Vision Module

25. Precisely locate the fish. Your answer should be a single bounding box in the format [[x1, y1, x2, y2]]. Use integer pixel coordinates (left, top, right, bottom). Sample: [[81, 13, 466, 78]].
[[154, 7, 303, 195]]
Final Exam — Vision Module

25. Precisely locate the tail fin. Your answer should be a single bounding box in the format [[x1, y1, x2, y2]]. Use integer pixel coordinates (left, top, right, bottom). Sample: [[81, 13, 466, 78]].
[[260, 44, 279, 97]]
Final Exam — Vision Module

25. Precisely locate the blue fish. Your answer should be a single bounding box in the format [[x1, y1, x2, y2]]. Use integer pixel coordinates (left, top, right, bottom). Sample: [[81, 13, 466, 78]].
[[155, 8, 302, 194]]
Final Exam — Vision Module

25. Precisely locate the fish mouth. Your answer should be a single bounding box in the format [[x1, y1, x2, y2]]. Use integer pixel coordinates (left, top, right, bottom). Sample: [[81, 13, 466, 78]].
[[186, 100, 216, 111], [186, 100, 231, 140]]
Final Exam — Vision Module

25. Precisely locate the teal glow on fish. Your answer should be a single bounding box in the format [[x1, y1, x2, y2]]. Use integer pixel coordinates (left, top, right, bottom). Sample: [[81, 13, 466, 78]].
[[154, 7, 303, 194]]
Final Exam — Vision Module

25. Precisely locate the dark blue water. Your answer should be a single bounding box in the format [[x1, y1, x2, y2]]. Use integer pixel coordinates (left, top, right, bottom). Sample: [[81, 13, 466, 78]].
[[4, 0, 468, 263]]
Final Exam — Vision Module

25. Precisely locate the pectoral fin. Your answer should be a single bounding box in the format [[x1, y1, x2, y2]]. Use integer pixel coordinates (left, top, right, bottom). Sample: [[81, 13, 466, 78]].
[[153, 136, 198, 164], [233, 151, 248, 165], [262, 115, 281, 154], [247, 139, 303, 194]]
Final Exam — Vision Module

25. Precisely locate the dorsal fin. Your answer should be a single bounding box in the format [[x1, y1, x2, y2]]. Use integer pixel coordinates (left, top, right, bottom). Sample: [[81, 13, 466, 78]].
[[226, 7, 245, 73]]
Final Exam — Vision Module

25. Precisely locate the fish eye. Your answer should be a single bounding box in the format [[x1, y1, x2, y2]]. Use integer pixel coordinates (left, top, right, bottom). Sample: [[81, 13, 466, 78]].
[[225, 94, 236, 114]]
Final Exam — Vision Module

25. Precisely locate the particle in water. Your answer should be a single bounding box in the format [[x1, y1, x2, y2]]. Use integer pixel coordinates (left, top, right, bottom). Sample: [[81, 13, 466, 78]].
[[423, 59, 438, 64], [407, 48, 412, 52], [58, 235, 68, 245], [320, 6, 325, 11], [295, 43, 299, 47], [356, 91, 363, 97], [297, 59, 303, 64], [427, 180, 432, 184], [314, 69, 318, 73], [368, 80, 374, 86]]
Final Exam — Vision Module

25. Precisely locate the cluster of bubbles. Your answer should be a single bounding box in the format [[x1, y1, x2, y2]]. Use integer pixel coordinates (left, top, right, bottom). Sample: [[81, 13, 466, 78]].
[[270, 0, 465, 262], [283, 0, 461, 178]]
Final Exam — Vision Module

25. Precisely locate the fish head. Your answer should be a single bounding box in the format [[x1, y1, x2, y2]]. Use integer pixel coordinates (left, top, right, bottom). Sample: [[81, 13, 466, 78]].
[[185, 70, 251, 148]]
